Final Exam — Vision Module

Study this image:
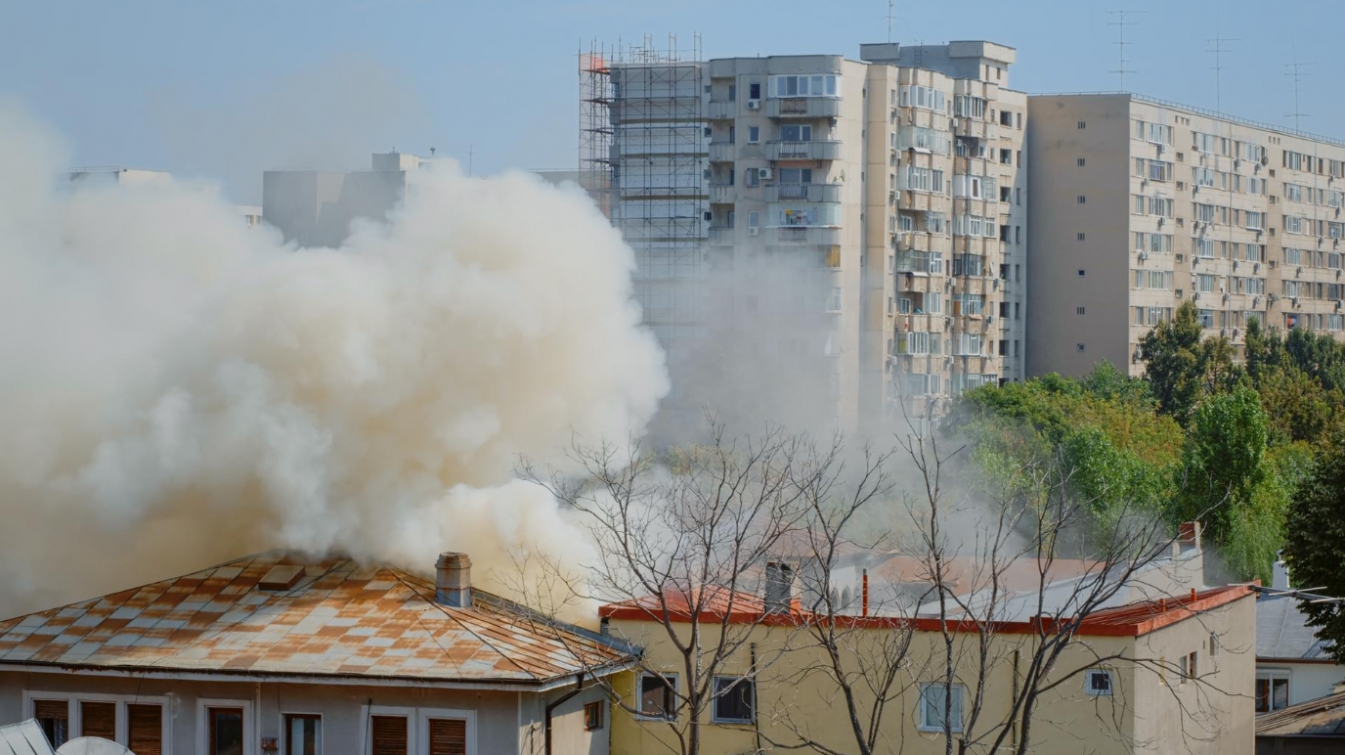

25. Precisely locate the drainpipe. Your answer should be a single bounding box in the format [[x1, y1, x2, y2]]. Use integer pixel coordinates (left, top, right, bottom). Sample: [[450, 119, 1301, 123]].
[[544, 672, 586, 755]]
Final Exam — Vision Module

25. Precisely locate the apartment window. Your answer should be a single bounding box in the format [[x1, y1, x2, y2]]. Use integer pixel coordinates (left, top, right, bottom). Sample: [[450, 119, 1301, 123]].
[[34, 700, 69, 747], [999, 109, 1013, 126], [918, 683, 965, 732], [1077, 195, 1086, 204], [641, 674, 677, 719], [770, 74, 839, 98], [745, 169, 759, 188], [428, 719, 467, 755], [779, 124, 812, 142], [1077, 343, 1086, 352], [1000, 186, 1011, 202], [128, 704, 164, 755], [748, 126, 760, 144], [1077, 232, 1085, 241], [1077, 269, 1086, 277], [1015, 226, 1022, 244], [1210, 632, 1220, 657], [1001, 149, 1013, 165], [1256, 675, 1290, 713], [1077, 307, 1086, 315], [1077, 120, 1086, 129], [749, 82, 761, 99], [903, 85, 947, 112], [1014, 302, 1021, 320], [81, 701, 115, 739], [748, 211, 760, 228], [1077, 157, 1086, 167], [371, 716, 409, 755], [286, 714, 322, 755], [1085, 669, 1114, 696], [209, 707, 245, 755], [1185, 651, 1198, 681], [727, 84, 736, 101], [584, 702, 604, 731], [712, 677, 755, 723]]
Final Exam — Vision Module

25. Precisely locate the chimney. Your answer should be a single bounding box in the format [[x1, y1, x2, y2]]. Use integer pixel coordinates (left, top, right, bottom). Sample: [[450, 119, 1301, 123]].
[[436, 553, 472, 608], [764, 561, 795, 615], [1273, 553, 1291, 591], [1177, 521, 1202, 552]]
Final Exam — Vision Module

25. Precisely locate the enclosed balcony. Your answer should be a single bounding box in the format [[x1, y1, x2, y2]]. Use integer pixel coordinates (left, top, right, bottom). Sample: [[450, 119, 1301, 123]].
[[709, 183, 736, 204], [707, 100, 736, 120], [774, 226, 841, 245], [767, 141, 841, 161], [766, 183, 843, 203], [709, 142, 736, 162], [768, 98, 843, 118]]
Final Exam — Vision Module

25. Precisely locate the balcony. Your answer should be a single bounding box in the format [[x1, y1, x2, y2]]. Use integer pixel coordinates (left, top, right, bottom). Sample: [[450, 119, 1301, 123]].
[[767, 141, 841, 161], [709, 226, 735, 245], [767, 98, 843, 118], [774, 226, 841, 245], [953, 118, 997, 141], [707, 100, 736, 120], [709, 184, 736, 204], [765, 183, 843, 203], [709, 142, 736, 162]]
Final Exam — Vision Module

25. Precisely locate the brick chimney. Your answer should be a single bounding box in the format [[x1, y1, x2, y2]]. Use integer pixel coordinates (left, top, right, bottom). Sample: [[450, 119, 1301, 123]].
[[764, 561, 795, 615], [436, 553, 472, 608], [1178, 521, 1202, 552]]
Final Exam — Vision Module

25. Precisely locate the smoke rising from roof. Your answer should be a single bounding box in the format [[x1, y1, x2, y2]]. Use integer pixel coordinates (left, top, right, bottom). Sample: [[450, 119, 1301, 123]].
[[0, 103, 667, 616]]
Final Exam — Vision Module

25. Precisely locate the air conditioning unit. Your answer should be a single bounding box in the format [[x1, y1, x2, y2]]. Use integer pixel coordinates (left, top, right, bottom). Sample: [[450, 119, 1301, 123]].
[[1223, 293, 1230, 302], [1138, 251, 1149, 261], [747, 99, 761, 110], [748, 227, 760, 236], [759, 168, 773, 181], [1158, 217, 1166, 227]]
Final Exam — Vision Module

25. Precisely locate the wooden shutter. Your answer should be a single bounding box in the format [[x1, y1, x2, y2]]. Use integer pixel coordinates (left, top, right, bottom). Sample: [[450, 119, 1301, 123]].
[[371, 716, 408, 755], [81, 701, 116, 738], [428, 718, 466, 755], [33, 699, 68, 721], [128, 704, 163, 755]]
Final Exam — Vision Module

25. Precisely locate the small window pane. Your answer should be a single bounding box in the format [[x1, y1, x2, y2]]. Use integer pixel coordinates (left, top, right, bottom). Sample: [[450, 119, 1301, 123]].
[[640, 675, 676, 718], [34, 699, 69, 747], [371, 716, 408, 755], [287, 714, 321, 755], [209, 708, 244, 755], [713, 677, 755, 722]]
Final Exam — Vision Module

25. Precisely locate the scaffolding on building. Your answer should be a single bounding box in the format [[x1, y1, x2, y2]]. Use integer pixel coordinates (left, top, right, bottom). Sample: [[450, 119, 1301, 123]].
[[580, 35, 707, 350]]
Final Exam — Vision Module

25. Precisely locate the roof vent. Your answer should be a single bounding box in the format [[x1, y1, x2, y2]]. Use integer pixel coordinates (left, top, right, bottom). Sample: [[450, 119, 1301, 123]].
[[436, 553, 472, 608], [258, 564, 304, 591]]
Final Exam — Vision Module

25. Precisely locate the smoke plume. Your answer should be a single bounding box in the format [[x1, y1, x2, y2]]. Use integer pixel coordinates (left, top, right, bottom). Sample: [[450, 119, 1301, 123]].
[[0, 103, 668, 616]]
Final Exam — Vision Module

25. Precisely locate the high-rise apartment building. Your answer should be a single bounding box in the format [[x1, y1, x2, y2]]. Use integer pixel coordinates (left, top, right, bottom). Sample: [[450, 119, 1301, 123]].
[[592, 41, 1027, 434], [1028, 94, 1345, 378], [263, 151, 426, 247]]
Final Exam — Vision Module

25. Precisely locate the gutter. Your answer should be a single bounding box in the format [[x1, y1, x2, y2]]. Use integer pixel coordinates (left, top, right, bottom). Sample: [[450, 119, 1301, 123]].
[[544, 672, 586, 755]]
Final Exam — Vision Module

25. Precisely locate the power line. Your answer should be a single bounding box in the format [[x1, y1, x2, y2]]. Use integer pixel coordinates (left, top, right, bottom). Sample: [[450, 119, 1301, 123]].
[[1107, 10, 1143, 91]]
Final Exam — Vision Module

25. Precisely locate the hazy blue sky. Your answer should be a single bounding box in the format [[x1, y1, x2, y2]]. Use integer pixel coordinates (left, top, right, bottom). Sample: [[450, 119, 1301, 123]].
[[2, 0, 1340, 202]]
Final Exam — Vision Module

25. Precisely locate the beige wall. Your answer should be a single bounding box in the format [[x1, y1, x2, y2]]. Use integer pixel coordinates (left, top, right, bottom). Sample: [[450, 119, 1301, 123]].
[[0, 670, 609, 755]]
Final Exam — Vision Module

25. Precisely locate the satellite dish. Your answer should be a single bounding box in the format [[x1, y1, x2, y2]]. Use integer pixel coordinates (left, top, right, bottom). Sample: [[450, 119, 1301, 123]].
[[56, 738, 135, 755]]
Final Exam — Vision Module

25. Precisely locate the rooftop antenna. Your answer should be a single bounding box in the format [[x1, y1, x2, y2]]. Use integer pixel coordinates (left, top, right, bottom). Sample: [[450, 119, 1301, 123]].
[[1204, 12, 1239, 115], [429, 146, 436, 157], [886, 0, 896, 44], [1285, 58, 1313, 131], [1107, 10, 1142, 91], [467, 144, 474, 176]]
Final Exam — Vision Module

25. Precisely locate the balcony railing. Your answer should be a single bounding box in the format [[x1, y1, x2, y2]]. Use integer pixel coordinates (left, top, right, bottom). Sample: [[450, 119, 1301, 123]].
[[707, 100, 736, 120], [709, 142, 736, 162], [767, 98, 843, 118], [709, 184, 735, 204], [774, 226, 841, 245], [767, 140, 841, 161], [766, 183, 842, 203], [708, 226, 735, 245]]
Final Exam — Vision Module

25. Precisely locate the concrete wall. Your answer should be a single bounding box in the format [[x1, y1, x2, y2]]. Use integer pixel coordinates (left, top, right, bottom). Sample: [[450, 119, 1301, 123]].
[[1258, 660, 1345, 707], [0, 671, 608, 755]]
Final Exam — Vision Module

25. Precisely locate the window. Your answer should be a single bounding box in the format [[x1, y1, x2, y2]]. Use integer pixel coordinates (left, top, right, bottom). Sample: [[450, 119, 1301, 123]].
[[1077, 195, 1086, 204], [81, 701, 116, 739], [749, 82, 761, 99], [747, 211, 760, 229], [747, 126, 760, 144], [953, 95, 986, 118], [919, 683, 964, 732], [34, 700, 69, 747], [428, 719, 467, 755], [285, 714, 322, 755], [1210, 632, 1220, 657], [1077, 233, 1085, 241], [1077, 307, 1086, 315], [371, 716, 409, 755], [1256, 675, 1290, 713], [584, 702, 604, 731], [1085, 669, 1114, 696], [712, 677, 755, 723], [771, 74, 840, 98], [1077, 120, 1086, 129], [1077, 343, 1086, 352], [779, 124, 812, 142], [1077, 269, 1086, 277], [128, 704, 163, 755], [209, 707, 245, 755], [1077, 157, 1086, 167], [640, 674, 677, 719], [745, 169, 760, 188], [1185, 651, 1198, 681]]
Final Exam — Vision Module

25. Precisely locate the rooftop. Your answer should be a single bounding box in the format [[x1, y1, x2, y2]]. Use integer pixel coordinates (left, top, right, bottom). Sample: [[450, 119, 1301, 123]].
[[0, 552, 633, 689], [1256, 592, 1336, 661], [1257, 691, 1345, 738]]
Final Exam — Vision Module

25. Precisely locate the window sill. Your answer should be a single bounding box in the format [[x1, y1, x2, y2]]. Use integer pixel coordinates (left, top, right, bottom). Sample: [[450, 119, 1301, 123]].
[[712, 718, 755, 725], [917, 725, 965, 734]]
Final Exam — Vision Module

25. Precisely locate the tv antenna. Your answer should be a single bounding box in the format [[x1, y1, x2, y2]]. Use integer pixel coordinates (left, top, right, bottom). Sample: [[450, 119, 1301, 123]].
[[886, 0, 897, 44], [1285, 58, 1313, 131], [1205, 13, 1239, 114], [1107, 10, 1142, 91]]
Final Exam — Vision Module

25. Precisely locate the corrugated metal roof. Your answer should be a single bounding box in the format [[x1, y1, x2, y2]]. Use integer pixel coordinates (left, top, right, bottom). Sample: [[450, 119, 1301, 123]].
[[1256, 593, 1336, 660], [0, 552, 631, 685], [1257, 691, 1345, 737], [0, 720, 55, 755]]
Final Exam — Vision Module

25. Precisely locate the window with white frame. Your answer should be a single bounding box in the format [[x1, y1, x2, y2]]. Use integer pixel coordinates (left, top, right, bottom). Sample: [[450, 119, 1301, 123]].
[[1085, 669, 1115, 696], [918, 683, 965, 732], [1256, 673, 1291, 712], [770, 74, 839, 98], [897, 127, 950, 155], [1246, 211, 1266, 231], [1195, 203, 1216, 223], [902, 166, 945, 193], [1193, 132, 1217, 153], [903, 85, 946, 112], [286, 714, 322, 755], [1195, 238, 1215, 258], [1148, 196, 1174, 218], [954, 95, 986, 118]]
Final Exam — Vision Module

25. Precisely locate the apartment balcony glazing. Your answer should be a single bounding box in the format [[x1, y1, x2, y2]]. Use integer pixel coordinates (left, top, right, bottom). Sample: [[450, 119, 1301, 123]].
[[767, 98, 842, 118], [707, 100, 736, 120], [953, 117, 998, 141], [765, 183, 842, 203], [709, 183, 735, 204], [773, 226, 841, 245], [709, 142, 736, 162], [767, 141, 841, 161]]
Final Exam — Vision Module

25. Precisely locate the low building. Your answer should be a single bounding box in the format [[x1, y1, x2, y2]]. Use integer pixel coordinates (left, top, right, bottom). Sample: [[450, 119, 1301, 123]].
[[1256, 691, 1345, 755], [0, 551, 633, 755], [1256, 588, 1344, 712], [600, 564, 1255, 755]]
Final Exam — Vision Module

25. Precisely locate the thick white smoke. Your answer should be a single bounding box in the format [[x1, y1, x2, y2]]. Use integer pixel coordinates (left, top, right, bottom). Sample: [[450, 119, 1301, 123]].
[[0, 103, 668, 615]]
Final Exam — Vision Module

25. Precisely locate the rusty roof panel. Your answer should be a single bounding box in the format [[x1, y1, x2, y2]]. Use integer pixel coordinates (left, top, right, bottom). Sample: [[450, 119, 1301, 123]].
[[0, 552, 631, 685]]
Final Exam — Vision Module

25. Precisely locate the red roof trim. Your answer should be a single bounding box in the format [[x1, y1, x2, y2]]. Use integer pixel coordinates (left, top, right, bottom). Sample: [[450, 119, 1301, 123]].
[[600, 585, 1255, 638]]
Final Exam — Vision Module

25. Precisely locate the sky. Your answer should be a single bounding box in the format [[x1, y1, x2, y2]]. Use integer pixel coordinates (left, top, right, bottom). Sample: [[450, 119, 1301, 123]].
[[1, 0, 1341, 203]]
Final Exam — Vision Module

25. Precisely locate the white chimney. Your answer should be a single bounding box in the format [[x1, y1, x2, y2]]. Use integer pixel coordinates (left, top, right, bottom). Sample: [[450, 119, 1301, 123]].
[[436, 553, 472, 608], [764, 561, 795, 615], [1273, 554, 1291, 591]]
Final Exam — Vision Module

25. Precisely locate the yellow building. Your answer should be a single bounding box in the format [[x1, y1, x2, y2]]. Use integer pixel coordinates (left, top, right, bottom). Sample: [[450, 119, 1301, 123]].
[[600, 583, 1255, 755]]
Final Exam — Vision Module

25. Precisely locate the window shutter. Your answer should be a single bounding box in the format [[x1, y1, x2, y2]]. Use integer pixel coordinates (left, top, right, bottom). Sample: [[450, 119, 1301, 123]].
[[371, 716, 408, 755], [81, 701, 116, 739], [34, 700, 68, 720], [428, 718, 467, 755], [128, 705, 163, 755]]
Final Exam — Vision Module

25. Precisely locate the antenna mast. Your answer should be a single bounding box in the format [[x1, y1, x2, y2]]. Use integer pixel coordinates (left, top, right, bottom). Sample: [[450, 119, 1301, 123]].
[[1107, 10, 1141, 91], [886, 0, 896, 44], [1285, 58, 1313, 131], [1204, 13, 1238, 115]]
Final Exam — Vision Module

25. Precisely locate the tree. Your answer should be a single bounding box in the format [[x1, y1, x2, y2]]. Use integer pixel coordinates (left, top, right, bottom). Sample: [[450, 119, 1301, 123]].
[[1139, 302, 1240, 422], [1282, 440, 1345, 665]]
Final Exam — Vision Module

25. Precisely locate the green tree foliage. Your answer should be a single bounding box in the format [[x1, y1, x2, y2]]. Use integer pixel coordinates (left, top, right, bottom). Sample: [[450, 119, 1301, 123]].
[[1283, 441, 1345, 664], [1139, 302, 1240, 422]]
